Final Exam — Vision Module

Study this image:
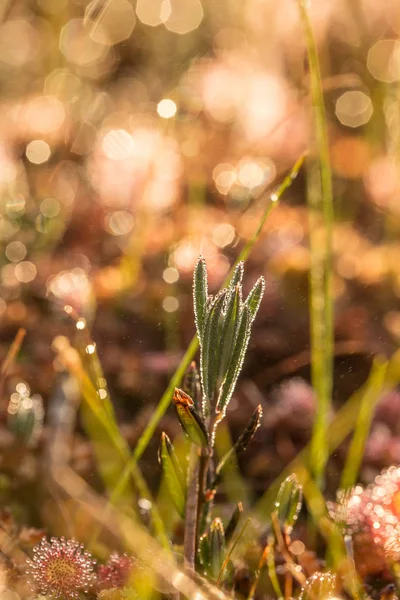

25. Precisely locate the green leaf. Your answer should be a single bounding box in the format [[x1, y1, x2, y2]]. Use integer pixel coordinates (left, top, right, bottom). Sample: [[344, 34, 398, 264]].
[[216, 405, 263, 476], [216, 305, 252, 414], [200, 290, 227, 403], [229, 261, 244, 288], [158, 432, 186, 518], [193, 256, 208, 342], [173, 387, 208, 448], [244, 276, 265, 322], [217, 285, 242, 387], [274, 474, 303, 534], [210, 518, 225, 580]]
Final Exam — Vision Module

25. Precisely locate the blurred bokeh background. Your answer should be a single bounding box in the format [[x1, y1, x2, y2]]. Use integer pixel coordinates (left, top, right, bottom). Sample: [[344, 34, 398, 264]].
[[2, 0, 400, 522]]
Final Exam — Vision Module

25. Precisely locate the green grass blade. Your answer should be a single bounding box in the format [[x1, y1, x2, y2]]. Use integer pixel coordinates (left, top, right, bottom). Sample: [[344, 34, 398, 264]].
[[340, 356, 387, 490], [297, 0, 334, 488], [53, 336, 170, 550]]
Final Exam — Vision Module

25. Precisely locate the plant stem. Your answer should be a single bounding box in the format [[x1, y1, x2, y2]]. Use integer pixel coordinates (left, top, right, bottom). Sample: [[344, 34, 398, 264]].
[[184, 446, 200, 574], [297, 0, 334, 488]]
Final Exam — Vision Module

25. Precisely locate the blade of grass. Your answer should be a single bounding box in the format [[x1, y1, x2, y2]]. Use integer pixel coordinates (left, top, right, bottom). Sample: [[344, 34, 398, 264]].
[[340, 356, 387, 490], [52, 336, 170, 550], [297, 0, 334, 488], [246, 545, 269, 600], [109, 153, 306, 506], [267, 536, 283, 600]]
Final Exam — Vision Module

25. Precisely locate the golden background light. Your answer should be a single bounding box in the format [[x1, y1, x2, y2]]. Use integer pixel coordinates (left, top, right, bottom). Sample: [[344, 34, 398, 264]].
[[212, 223, 235, 248], [105, 210, 134, 235], [212, 163, 236, 195], [157, 99, 177, 119], [86, 0, 136, 45], [0, 20, 38, 66], [59, 19, 107, 66], [163, 267, 179, 283], [5, 242, 27, 263], [335, 91, 373, 128], [102, 129, 135, 160], [164, 0, 203, 34], [40, 198, 60, 218], [15, 262, 37, 283], [136, 0, 166, 27], [367, 39, 400, 83], [26, 140, 51, 164], [162, 296, 179, 312]]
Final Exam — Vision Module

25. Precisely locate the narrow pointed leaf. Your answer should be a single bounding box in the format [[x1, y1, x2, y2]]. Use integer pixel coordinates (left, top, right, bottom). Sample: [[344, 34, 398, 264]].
[[218, 285, 241, 386], [173, 387, 208, 447], [216, 305, 252, 414], [225, 502, 243, 544], [158, 432, 186, 517], [193, 256, 208, 341], [229, 261, 244, 288], [210, 518, 225, 580], [201, 290, 227, 403], [274, 474, 303, 534], [244, 276, 265, 322], [216, 405, 263, 475]]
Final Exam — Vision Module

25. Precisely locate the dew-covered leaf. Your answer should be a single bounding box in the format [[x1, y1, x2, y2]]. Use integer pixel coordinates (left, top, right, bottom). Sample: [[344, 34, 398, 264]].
[[193, 256, 208, 342], [200, 290, 227, 403], [229, 261, 244, 288], [217, 285, 241, 387], [244, 276, 265, 322], [216, 305, 252, 414], [274, 474, 303, 534]]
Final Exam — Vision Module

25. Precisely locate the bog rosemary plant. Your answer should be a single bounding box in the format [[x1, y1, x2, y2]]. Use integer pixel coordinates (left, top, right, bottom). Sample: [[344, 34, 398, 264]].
[[194, 257, 265, 423], [160, 257, 266, 579]]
